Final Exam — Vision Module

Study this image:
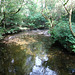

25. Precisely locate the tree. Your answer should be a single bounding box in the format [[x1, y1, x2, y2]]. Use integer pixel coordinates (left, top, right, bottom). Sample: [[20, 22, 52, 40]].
[[61, 0, 75, 37]]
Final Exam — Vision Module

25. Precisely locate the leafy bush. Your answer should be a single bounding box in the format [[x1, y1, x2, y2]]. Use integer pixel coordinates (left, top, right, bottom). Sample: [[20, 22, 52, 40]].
[[23, 13, 47, 29], [50, 20, 75, 52]]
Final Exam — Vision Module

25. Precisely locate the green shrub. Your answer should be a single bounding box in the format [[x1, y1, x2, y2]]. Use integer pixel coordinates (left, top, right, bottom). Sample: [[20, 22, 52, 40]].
[[5, 27, 20, 34], [50, 20, 75, 52], [23, 13, 47, 29]]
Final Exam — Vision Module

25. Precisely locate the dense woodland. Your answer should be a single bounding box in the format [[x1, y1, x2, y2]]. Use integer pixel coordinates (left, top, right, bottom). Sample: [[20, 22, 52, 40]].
[[0, 0, 75, 53]]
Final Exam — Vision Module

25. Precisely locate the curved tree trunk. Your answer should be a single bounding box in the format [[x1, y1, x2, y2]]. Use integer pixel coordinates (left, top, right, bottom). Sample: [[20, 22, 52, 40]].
[[61, 0, 75, 37], [69, 9, 75, 37]]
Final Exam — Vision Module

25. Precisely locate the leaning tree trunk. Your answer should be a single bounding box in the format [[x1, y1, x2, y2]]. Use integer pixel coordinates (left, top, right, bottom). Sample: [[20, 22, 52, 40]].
[[69, 9, 75, 37], [61, 0, 75, 37]]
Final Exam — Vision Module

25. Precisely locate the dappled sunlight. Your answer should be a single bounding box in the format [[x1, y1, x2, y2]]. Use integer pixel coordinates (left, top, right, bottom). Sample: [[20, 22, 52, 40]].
[[3, 35, 37, 45]]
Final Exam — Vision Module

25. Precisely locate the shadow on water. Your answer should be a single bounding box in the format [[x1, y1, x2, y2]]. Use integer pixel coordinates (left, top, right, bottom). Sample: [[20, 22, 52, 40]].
[[0, 32, 75, 75]]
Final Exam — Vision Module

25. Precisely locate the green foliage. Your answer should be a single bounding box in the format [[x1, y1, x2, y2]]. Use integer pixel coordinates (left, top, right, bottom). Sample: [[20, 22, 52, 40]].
[[5, 27, 20, 34], [5, 13, 23, 27], [71, 45, 75, 52], [23, 13, 47, 29], [0, 0, 24, 35], [50, 20, 75, 52], [0, 0, 75, 54]]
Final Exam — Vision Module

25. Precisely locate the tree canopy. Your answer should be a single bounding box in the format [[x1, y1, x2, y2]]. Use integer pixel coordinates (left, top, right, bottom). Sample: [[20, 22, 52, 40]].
[[0, 0, 75, 52]]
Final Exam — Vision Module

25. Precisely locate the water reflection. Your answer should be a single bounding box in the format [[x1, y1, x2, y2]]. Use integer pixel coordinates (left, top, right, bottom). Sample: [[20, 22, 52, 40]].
[[30, 56, 57, 75], [0, 34, 75, 75]]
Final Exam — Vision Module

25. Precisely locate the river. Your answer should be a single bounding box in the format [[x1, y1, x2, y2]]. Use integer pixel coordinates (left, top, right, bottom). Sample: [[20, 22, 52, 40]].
[[0, 30, 75, 75]]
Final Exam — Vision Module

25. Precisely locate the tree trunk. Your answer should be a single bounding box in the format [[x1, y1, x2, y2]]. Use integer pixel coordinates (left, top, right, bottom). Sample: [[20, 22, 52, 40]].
[[69, 9, 75, 37]]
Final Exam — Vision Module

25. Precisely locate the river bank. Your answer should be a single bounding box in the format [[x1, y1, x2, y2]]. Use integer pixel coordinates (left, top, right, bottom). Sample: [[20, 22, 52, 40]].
[[2, 29, 50, 44]]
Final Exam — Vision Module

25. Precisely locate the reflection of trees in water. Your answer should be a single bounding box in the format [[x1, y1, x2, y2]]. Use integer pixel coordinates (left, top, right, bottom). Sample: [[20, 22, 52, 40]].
[[0, 34, 75, 75], [36, 35, 52, 49], [0, 43, 26, 75], [46, 47, 75, 75], [0, 43, 12, 75], [30, 56, 57, 75], [28, 42, 44, 53]]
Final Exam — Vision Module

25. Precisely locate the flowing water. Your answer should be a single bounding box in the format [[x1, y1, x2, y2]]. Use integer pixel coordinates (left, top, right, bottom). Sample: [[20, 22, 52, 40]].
[[0, 30, 75, 75]]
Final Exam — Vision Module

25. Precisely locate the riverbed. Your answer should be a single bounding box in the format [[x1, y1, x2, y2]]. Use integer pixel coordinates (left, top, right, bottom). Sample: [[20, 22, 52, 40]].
[[0, 30, 75, 75]]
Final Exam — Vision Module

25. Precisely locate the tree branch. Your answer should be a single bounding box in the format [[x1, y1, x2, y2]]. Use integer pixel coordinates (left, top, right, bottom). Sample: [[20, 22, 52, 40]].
[[13, 6, 22, 15], [42, 13, 53, 27], [63, 0, 69, 6], [61, 0, 69, 14], [11, 1, 27, 15]]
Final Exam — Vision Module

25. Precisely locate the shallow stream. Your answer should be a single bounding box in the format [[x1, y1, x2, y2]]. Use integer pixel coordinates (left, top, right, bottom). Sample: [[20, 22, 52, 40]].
[[0, 30, 75, 75]]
